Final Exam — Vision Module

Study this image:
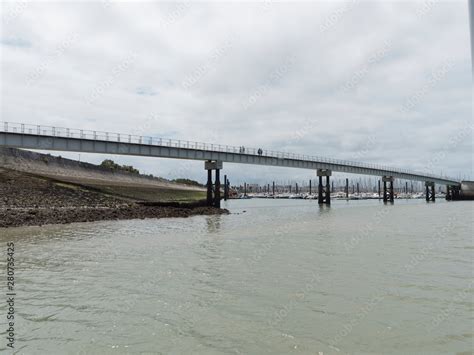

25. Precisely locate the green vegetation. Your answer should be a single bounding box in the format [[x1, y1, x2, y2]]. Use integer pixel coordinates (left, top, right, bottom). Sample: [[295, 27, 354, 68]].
[[172, 178, 203, 187], [93, 185, 206, 202], [89, 160, 206, 202], [100, 159, 140, 174]]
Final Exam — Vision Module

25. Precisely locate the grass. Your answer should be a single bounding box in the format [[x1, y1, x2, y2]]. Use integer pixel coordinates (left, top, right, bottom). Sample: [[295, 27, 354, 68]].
[[88, 185, 206, 202], [1, 167, 207, 204]]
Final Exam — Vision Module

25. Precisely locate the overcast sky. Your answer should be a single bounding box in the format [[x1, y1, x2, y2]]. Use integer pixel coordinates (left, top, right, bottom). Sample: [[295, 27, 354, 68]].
[[1, 0, 472, 184]]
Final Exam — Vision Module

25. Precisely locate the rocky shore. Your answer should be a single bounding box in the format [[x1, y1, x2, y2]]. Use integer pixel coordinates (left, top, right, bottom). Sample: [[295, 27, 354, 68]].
[[0, 165, 227, 228], [0, 205, 228, 228]]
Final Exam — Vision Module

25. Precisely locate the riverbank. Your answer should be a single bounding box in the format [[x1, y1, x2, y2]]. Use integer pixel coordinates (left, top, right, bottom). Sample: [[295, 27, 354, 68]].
[[0, 204, 227, 228], [0, 168, 227, 228], [0, 149, 227, 228]]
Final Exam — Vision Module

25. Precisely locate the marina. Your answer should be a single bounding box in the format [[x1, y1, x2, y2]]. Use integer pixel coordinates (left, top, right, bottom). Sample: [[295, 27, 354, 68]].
[[238, 191, 446, 200]]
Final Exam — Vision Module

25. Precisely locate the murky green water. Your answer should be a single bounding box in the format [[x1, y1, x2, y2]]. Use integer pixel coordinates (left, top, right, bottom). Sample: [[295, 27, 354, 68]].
[[0, 199, 472, 354]]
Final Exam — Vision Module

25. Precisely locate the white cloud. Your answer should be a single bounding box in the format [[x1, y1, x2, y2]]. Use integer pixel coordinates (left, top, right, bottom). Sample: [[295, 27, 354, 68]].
[[0, 0, 471, 183]]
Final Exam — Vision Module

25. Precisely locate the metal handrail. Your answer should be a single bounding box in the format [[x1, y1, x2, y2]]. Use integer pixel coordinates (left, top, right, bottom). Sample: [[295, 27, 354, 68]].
[[0, 121, 457, 182]]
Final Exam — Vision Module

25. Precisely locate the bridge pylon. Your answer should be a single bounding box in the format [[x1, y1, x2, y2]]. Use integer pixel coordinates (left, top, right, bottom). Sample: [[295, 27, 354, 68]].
[[382, 176, 394, 203], [317, 169, 331, 205], [425, 181, 435, 202], [205, 160, 223, 208], [223, 175, 230, 201], [345, 178, 349, 199], [446, 184, 460, 201]]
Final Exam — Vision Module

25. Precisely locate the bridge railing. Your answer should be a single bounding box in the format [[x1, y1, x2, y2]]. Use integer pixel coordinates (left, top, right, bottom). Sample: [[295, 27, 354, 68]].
[[0, 121, 454, 182]]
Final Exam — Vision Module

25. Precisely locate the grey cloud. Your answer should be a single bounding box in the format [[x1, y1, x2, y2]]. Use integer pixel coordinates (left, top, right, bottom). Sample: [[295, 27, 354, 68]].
[[1, 1, 471, 184]]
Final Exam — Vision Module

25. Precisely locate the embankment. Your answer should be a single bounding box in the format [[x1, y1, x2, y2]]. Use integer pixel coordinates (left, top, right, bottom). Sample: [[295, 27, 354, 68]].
[[0, 148, 227, 228]]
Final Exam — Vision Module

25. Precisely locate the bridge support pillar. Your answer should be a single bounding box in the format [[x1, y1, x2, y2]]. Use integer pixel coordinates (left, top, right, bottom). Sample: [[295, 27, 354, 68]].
[[215, 169, 221, 207], [446, 185, 460, 201], [205, 160, 223, 208], [425, 182, 435, 202], [206, 169, 213, 205], [382, 176, 394, 203], [317, 169, 331, 205], [223, 175, 229, 201]]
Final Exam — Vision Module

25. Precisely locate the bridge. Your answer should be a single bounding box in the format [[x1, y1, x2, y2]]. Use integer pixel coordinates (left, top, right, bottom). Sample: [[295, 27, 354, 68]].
[[0, 122, 461, 207]]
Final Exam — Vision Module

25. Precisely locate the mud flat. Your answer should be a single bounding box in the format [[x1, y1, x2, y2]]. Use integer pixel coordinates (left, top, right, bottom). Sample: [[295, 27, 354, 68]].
[[0, 204, 227, 228]]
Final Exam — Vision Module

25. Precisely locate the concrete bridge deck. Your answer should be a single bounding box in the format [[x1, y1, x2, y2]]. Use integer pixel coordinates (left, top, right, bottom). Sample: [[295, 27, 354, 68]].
[[0, 122, 459, 186]]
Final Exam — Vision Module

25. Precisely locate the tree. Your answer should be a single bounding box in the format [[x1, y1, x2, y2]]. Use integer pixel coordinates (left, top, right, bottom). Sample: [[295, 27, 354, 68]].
[[100, 159, 140, 174]]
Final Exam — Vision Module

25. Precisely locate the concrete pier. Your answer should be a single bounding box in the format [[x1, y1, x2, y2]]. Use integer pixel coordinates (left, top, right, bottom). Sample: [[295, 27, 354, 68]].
[[205, 160, 223, 207], [382, 176, 394, 203], [317, 169, 331, 205], [425, 181, 435, 202]]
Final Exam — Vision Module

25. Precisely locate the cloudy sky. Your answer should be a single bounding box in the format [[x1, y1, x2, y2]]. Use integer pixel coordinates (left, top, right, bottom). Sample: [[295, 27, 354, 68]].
[[1, 0, 472, 184]]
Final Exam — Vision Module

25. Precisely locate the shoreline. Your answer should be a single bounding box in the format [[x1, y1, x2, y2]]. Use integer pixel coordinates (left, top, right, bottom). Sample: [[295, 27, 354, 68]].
[[0, 149, 228, 228], [0, 204, 228, 228]]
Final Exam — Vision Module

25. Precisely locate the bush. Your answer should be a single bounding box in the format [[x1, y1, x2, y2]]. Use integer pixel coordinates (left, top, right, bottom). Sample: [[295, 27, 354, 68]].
[[100, 159, 140, 174], [173, 178, 203, 187]]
